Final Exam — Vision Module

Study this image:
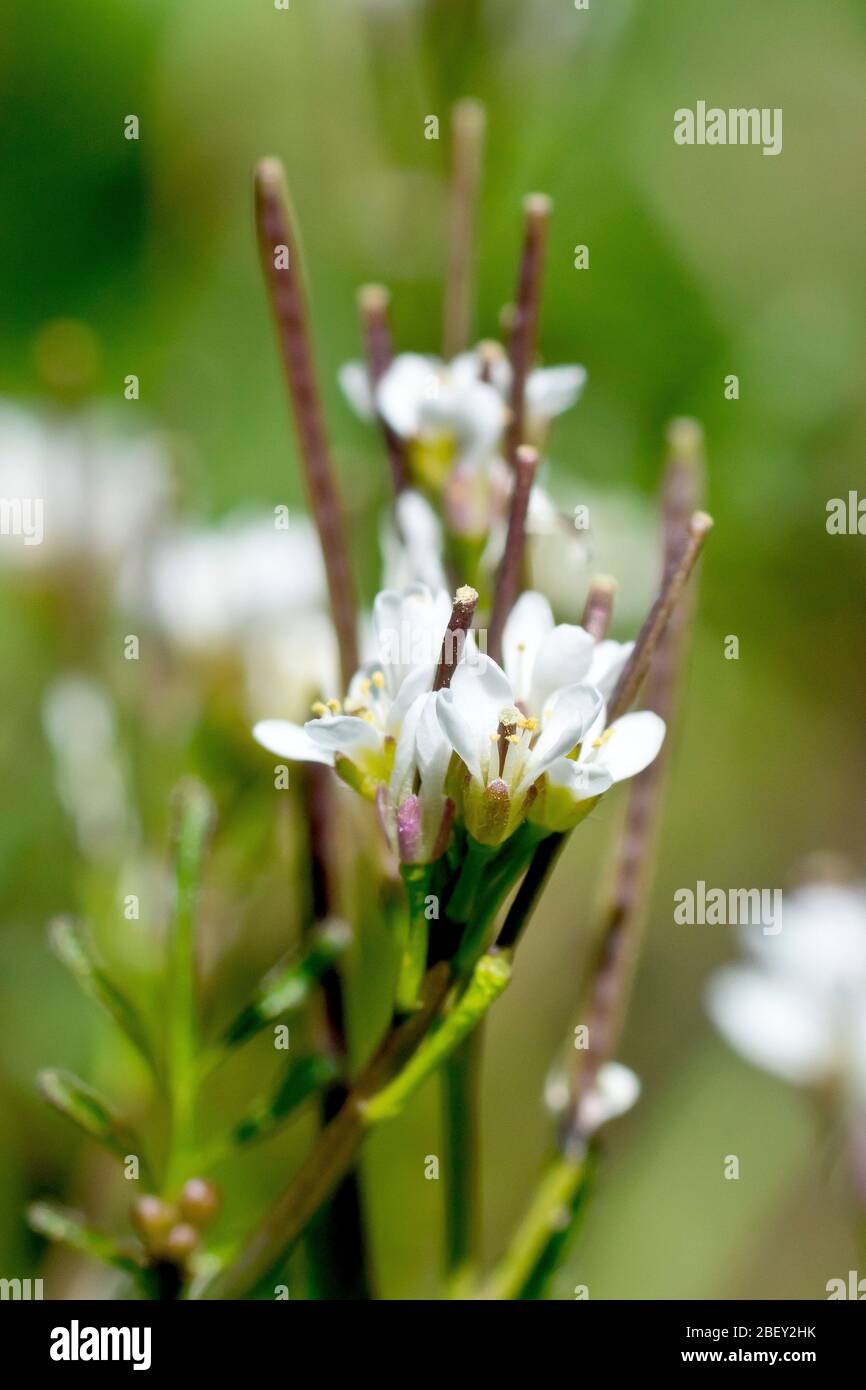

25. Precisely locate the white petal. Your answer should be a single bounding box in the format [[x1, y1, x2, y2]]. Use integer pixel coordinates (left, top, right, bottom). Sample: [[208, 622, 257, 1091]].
[[745, 883, 866, 991], [588, 711, 665, 783], [529, 624, 594, 714], [376, 354, 442, 438], [501, 590, 553, 702], [338, 361, 375, 420], [588, 639, 633, 702], [545, 756, 612, 801], [577, 1061, 641, 1134], [530, 683, 603, 780], [303, 714, 382, 758], [525, 364, 587, 422], [253, 719, 333, 766], [705, 966, 836, 1085], [418, 377, 506, 463], [437, 657, 513, 780]]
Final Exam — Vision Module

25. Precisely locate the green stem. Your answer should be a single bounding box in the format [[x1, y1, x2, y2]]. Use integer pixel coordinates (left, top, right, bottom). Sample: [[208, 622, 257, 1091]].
[[442, 1029, 482, 1295], [478, 1149, 596, 1300], [363, 952, 511, 1124], [166, 781, 213, 1193], [446, 837, 496, 925], [395, 864, 433, 1015], [201, 829, 540, 1299]]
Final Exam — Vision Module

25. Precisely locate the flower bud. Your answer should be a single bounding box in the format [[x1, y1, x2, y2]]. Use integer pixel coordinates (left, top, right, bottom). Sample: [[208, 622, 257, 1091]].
[[163, 1222, 200, 1263], [130, 1195, 175, 1251], [179, 1178, 220, 1229]]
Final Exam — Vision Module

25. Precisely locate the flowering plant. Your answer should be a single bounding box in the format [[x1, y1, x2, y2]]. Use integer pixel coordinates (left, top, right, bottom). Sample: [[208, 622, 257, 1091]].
[[28, 101, 712, 1301]]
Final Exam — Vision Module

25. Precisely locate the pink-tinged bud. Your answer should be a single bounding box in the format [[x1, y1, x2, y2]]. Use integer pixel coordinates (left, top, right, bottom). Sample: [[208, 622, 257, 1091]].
[[163, 1222, 200, 1263], [179, 1178, 220, 1229], [396, 794, 422, 863], [130, 1195, 175, 1251]]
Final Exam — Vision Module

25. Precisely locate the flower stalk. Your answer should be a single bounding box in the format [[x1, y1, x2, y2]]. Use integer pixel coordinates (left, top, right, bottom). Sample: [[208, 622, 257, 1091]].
[[443, 98, 486, 359], [254, 157, 359, 685]]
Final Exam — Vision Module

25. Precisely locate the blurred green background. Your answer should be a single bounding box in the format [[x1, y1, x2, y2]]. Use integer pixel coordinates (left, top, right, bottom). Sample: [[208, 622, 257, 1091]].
[[2, 0, 865, 1298]]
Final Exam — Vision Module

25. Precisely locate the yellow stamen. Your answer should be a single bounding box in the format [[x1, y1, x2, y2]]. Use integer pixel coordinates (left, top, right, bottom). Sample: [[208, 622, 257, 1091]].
[[326, 698, 342, 714], [371, 671, 385, 690], [592, 727, 615, 749], [311, 701, 328, 717]]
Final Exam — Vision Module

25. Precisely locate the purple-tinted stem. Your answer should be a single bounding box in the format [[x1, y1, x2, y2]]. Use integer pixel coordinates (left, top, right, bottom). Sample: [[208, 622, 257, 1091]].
[[255, 158, 359, 687]]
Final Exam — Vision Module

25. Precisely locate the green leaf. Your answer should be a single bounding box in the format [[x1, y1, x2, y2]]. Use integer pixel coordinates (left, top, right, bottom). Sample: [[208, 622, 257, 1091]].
[[27, 1200, 147, 1282], [222, 918, 351, 1048], [166, 777, 215, 1184], [37, 1069, 153, 1185], [233, 1053, 340, 1146], [49, 918, 158, 1075]]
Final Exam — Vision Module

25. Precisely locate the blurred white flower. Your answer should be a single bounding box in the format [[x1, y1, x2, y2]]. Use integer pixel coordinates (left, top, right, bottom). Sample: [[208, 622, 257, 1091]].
[[545, 1059, 641, 1135], [41, 675, 135, 862], [122, 510, 344, 720], [380, 488, 447, 593], [340, 343, 586, 474], [705, 880, 866, 1110], [123, 512, 326, 654], [376, 352, 507, 470], [0, 400, 170, 571]]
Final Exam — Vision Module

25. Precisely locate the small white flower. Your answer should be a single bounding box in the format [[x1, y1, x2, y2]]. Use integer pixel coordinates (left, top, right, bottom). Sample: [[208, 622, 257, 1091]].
[[436, 597, 610, 843], [484, 591, 665, 835], [254, 583, 453, 796], [124, 512, 327, 656], [0, 400, 170, 571], [374, 352, 507, 471], [449, 343, 587, 440], [706, 881, 866, 1110], [544, 1059, 641, 1135]]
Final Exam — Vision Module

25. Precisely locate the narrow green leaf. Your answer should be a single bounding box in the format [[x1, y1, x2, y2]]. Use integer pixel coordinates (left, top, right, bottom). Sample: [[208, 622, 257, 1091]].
[[222, 918, 351, 1048], [167, 778, 215, 1183], [27, 1200, 146, 1281], [49, 918, 158, 1075], [233, 1054, 340, 1146], [37, 1069, 153, 1185]]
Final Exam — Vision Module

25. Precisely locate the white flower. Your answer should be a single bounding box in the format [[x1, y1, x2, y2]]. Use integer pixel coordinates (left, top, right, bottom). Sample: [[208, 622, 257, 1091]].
[[484, 591, 665, 835], [436, 601, 608, 844], [544, 1059, 641, 1135], [448, 342, 586, 441], [340, 344, 586, 472], [254, 583, 453, 797], [0, 400, 170, 571], [705, 881, 866, 1110], [380, 488, 447, 594], [42, 675, 135, 862], [376, 352, 507, 471], [123, 512, 326, 656]]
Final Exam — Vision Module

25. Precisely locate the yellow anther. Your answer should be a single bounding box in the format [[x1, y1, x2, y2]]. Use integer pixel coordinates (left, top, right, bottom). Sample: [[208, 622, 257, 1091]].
[[516, 715, 538, 732], [371, 671, 386, 690], [326, 698, 342, 714], [592, 728, 615, 749], [311, 701, 328, 717], [506, 733, 521, 745], [359, 677, 372, 696]]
